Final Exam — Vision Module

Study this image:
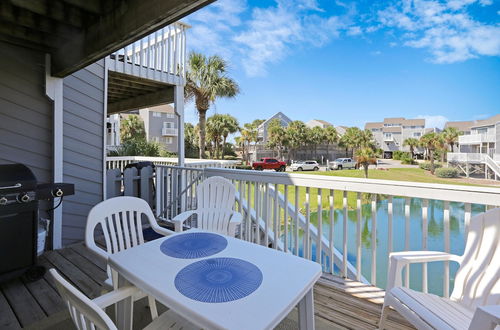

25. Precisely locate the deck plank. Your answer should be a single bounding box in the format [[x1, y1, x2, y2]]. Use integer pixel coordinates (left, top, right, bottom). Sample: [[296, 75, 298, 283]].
[[22, 277, 65, 316], [43, 250, 102, 299], [70, 243, 107, 270], [58, 246, 107, 283], [0, 289, 21, 330], [0, 279, 46, 327]]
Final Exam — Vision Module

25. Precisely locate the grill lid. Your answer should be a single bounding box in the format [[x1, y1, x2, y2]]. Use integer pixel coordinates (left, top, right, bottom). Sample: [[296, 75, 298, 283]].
[[0, 164, 37, 192]]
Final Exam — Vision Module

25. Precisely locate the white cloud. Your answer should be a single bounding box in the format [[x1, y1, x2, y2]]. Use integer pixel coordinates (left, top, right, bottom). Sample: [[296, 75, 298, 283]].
[[417, 115, 449, 128], [370, 50, 382, 55], [347, 26, 363, 36], [233, 1, 353, 76], [378, 0, 500, 63]]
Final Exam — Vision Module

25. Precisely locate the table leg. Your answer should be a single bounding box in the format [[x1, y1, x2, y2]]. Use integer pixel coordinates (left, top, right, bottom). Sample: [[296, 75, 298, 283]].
[[298, 288, 315, 330], [115, 273, 133, 330]]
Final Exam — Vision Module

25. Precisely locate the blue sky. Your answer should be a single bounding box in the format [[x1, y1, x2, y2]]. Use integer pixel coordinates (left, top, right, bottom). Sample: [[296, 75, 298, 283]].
[[183, 0, 500, 129]]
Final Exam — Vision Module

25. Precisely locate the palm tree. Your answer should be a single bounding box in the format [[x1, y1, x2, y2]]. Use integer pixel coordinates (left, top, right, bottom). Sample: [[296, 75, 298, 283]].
[[442, 127, 460, 152], [309, 126, 325, 159], [206, 114, 225, 159], [185, 52, 240, 159], [403, 137, 419, 158], [267, 119, 288, 160], [286, 121, 307, 161], [339, 127, 360, 157], [220, 114, 239, 159], [121, 115, 146, 143], [420, 132, 440, 174], [324, 126, 338, 160], [356, 147, 377, 178]]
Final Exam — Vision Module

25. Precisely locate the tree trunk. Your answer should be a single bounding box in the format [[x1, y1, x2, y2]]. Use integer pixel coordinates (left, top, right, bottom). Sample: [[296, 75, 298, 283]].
[[345, 148, 349, 157], [198, 109, 207, 159], [222, 135, 227, 159], [430, 151, 435, 174], [364, 164, 369, 178], [450, 144, 454, 152]]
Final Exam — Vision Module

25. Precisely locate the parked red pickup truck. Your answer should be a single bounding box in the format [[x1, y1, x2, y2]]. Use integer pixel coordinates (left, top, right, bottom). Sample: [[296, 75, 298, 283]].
[[252, 158, 287, 172]]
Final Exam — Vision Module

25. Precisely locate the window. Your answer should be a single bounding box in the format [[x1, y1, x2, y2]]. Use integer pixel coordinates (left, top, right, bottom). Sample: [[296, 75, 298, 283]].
[[152, 112, 162, 117], [413, 132, 421, 137], [165, 137, 173, 144], [384, 133, 393, 140], [163, 122, 173, 129], [165, 113, 175, 119]]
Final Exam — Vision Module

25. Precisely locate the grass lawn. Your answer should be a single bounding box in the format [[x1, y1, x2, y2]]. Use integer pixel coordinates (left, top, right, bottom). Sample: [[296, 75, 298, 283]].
[[305, 167, 493, 187]]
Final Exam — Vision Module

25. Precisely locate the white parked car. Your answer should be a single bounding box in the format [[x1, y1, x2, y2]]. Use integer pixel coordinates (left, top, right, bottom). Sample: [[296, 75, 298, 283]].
[[329, 158, 357, 170], [290, 161, 320, 171]]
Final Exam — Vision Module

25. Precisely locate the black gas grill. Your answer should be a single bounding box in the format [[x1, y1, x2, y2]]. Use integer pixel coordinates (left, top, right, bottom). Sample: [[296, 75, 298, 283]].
[[0, 164, 74, 282]]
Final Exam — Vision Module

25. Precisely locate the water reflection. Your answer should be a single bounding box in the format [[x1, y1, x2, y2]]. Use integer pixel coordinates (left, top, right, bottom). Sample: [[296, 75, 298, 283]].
[[284, 198, 485, 295]]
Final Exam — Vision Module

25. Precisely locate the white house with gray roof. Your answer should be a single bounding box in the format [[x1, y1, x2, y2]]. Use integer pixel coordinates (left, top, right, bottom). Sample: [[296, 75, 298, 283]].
[[365, 117, 426, 158]]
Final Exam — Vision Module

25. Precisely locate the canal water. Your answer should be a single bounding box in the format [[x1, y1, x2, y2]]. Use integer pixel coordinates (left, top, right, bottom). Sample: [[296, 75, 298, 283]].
[[287, 198, 485, 295]]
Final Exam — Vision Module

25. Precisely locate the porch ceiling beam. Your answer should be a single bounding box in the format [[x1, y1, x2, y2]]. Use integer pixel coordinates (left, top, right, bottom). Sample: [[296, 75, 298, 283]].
[[108, 87, 174, 114], [9, 0, 86, 28], [52, 0, 215, 77]]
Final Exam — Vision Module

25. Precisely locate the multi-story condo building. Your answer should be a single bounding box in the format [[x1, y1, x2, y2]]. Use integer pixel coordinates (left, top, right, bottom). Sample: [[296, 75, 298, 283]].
[[365, 117, 426, 158], [107, 104, 179, 153], [451, 114, 500, 155]]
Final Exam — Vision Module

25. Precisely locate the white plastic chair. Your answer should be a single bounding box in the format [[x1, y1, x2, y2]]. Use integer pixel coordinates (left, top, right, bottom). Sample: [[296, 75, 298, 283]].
[[85, 196, 174, 319], [49, 269, 197, 330], [172, 176, 242, 236], [379, 207, 500, 330]]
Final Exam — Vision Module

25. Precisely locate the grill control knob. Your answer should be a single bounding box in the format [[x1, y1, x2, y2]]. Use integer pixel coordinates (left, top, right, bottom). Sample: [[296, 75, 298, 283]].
[[53, 189, 64, 197], [18, 193, 30, 203], [0, 197, 7, 205]]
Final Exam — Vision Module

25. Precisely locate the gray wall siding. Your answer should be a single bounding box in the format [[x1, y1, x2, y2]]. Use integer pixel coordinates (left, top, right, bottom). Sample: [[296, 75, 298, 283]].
[[0, 42, 52, 182], [62, 60, 105, 245]]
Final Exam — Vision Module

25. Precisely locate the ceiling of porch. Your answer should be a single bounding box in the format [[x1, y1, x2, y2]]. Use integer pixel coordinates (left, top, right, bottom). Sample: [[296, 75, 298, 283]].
[[0, 0, 214, 77], [107, 71, 174, 114]]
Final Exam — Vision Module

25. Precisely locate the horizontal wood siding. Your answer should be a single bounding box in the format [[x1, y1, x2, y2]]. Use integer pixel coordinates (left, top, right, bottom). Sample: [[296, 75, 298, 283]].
[[0, 42, 52, 182], [62, 61, 105, 246]]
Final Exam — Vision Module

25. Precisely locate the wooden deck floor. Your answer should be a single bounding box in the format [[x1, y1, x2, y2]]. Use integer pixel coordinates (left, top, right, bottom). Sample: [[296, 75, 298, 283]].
[[0, 243, 413, 330]]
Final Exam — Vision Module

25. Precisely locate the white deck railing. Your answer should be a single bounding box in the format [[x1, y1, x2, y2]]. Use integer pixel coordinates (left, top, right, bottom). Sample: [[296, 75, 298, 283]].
[[108, 22, 188, 85], [106, 156, 237, 172], [459, 133, 496, 144], [155, 166, 500, 297]]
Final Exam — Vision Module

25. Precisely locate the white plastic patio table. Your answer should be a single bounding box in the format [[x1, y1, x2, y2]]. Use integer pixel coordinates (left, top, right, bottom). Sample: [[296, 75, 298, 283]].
[[108, 230, 322, 330]]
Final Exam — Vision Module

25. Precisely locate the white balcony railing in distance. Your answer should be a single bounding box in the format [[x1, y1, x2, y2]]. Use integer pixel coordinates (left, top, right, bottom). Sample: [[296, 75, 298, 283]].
[[162, 127, 178, 136], [106, 156, 238, 172], [108, 22, 188, 85], [459, 133, 496, 144], [156, 165, 500, 299]]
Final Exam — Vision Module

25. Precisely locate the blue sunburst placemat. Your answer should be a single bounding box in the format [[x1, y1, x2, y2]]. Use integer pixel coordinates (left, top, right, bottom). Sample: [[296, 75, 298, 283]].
[[174, 257, 263, 303], [160, 232, 228, 259]]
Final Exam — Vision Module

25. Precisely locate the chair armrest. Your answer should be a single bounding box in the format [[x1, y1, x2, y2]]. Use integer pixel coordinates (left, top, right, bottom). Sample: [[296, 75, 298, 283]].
[[172, 210, 198, 232], [386, 251, 461, 291], [228, 211, 243, 237], [469, 305, 500, 330], [92, 286, 139, 309], [149, 220, 175, 237]]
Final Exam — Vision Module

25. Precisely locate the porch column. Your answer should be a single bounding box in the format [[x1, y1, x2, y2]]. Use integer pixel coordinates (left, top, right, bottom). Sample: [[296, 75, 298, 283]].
[[174, 85, 185, 166], [45, 55, 64, 249]]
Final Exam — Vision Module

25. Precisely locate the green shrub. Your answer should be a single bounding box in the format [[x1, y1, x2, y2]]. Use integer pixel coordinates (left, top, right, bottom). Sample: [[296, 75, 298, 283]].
[[236, 165, 252, 170], [401, 155, 417, 165], [224, 155, 238, 160], [419, 162, 442, 171], [393, 151, 412, 160], [435, 167, 459, 178]]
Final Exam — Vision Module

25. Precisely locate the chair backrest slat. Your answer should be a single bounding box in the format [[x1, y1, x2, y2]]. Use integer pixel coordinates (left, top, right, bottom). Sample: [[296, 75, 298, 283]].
[[85, 197, 157, 280], [50, 269, 117, 330], [451, 207, 500, 308], [195, 176, 236, 235]]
